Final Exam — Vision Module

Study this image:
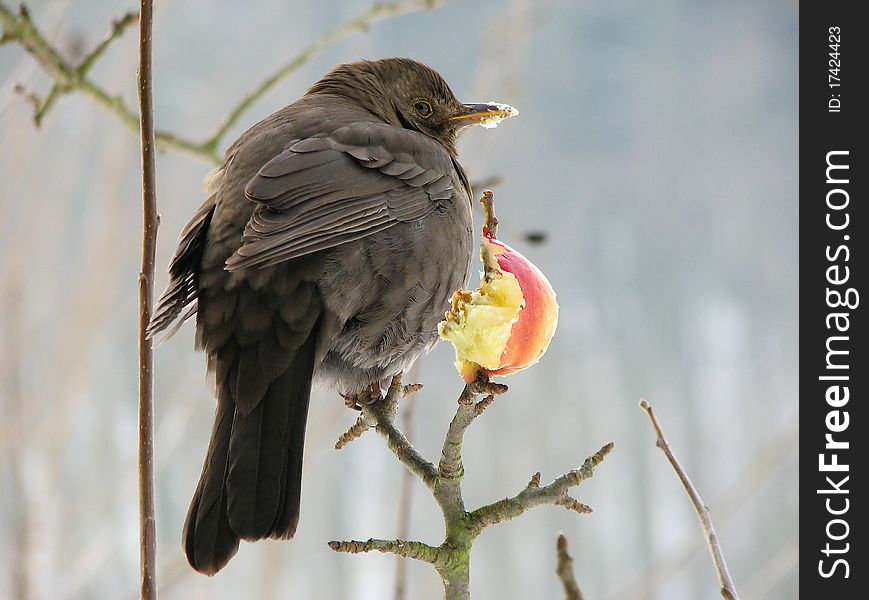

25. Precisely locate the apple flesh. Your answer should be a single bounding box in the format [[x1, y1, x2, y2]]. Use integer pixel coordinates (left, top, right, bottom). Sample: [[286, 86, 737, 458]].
[[439, 235, 559, 382]]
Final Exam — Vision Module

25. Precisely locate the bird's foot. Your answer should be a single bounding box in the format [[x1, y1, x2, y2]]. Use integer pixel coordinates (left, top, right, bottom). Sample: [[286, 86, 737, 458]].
[[342, 383, 385, 411], [342, 392, 362, 411]]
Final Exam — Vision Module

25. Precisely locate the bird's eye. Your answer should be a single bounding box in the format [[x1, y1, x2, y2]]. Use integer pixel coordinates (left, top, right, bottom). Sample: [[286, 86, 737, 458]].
[[413, 101, 433, 118]]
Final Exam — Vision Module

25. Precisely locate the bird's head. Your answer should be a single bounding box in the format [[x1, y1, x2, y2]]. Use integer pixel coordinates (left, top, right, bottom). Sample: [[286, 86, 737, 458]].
[[307, 57, 517, 154]]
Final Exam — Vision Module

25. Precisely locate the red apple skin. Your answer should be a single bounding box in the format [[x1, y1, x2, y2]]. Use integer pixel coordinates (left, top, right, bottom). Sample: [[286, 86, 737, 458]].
[[483, 238, 558, 378]]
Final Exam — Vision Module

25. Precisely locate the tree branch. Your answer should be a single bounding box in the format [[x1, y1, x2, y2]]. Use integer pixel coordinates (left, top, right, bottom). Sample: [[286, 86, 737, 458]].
[[332, 371, 613, 600], [79, 11, 139, 76], [136, 0, 159, 598], [201, 0, 446, 156], [480, 188, 498, 237], [335, 374, 438, 486], [466, 442, 611, 536], [1, 0, 446, 163], [1, 4, 143, 128], [329, 538, 445, 565], [555, 534, 584, 600], [639, 399, 741, 600]]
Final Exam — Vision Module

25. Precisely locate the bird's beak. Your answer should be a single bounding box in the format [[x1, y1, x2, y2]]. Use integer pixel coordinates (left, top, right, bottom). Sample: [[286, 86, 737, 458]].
[[450, 102, 519, 128]]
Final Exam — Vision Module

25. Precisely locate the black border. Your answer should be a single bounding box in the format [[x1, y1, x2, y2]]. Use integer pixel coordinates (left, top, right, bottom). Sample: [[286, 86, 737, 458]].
[[800, 2, 866, 596]]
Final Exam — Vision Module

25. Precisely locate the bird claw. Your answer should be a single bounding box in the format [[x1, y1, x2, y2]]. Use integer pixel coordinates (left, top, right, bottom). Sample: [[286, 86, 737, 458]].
[[341, 384, 384, 411], [363, 383, 385, 405], [342, 393, 363, 411]]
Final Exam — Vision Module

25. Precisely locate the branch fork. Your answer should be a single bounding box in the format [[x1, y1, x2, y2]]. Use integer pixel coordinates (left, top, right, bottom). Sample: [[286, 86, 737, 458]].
[[333, 373, 613, 600]]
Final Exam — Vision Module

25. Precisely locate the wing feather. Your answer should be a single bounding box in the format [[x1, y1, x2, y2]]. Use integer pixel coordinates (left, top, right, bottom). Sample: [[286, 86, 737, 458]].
[[227, 123, 466, 271]]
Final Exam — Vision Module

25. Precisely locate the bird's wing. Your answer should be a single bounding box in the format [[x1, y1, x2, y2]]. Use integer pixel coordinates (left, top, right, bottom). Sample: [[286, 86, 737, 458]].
[[147, 194, 216, 338], [225, 122, 461, 270]]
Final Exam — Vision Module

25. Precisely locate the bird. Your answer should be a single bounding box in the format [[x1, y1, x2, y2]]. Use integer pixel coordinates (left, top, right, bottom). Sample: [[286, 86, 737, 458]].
[[148, 57, 516, 575]]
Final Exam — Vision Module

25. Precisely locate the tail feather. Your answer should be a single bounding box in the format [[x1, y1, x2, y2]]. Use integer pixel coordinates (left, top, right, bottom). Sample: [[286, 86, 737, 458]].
[[182, 317, 319, 574], [182, 392, 239, 575], [271, 393, 310, 537]]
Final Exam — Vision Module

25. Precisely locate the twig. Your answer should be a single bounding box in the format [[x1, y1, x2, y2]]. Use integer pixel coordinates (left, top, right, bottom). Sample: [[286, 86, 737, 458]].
[[466, 443, 610, 535], [78, 11, 139, 76], [480, 189, 498, 238], [478, 189, 502, 284], [610, 418, 796, 600], [0, 5, 140, 127], [332, 372, 613, 600], [556, 534, 584, 600], [201, 0, 447, 157], [329, 538, 445, 564], [639, 399, 740, 600], [137, 1, 159, 598], [1, 0, 446, 163], [335, 374, 439, 484]]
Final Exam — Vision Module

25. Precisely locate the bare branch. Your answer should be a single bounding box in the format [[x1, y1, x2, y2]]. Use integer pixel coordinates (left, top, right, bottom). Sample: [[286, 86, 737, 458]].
[[556, 534, 584, 600], [1, 2, 196, 152], [1, 0, 446, 163], [335, 374, 439, 486], [334, 412, 370, 449], [640, 399, 741, 600], [136, 1, 159, 598], [78, 11, 139, 76], [328, 538, 444, 565], [611, 418, 796, 600], [201, 0, 447, 155], [467, 442, 612, 536], [332, 371, 612, 599], [32, 83, 62, 125], [480, 189, 498, 237], [439, 379, 508, 482], [12, 82, 41, 111]]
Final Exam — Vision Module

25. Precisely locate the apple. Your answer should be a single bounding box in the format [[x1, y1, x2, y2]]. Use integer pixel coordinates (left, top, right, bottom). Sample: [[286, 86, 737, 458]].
[[439, 222, 559, 383]]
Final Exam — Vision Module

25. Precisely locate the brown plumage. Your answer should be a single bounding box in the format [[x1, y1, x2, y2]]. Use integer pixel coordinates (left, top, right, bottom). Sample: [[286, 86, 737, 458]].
[[149, 57, 513, 575]]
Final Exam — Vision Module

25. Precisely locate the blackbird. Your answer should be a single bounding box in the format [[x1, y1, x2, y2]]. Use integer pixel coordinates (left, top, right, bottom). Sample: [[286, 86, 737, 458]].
[[148, 57, 515, 575]]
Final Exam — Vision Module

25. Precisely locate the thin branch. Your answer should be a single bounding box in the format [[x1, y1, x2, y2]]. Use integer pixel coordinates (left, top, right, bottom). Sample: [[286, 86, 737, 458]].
[[32, 83, 61, 125], [78, 11, 139, 76], [610, 418, 796, 600], [478, 189, 501, 283], [480, 189, 498, 237], [329, 538, 445, 564], [334, 411, 370, 449], [639, 399, 741, 600], [137, 1, 159, 598], [335, 374, 439, 486], [201, 0, 447, 155], [439, 379, 507, 483], [332, 370, 613, 600], [556, 534, 585, 600], [467, 442, 611, 536], [0, 1, 142, 132], [1, 0, 446, 163]]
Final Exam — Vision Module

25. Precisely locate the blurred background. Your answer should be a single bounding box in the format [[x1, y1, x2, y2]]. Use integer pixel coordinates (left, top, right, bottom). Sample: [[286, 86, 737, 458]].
[[0, 0, 798, 598]]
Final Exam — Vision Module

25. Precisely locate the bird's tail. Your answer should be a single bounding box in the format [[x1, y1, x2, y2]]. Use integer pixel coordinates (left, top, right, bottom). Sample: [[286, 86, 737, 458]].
[[182, 325, 318, 575]]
